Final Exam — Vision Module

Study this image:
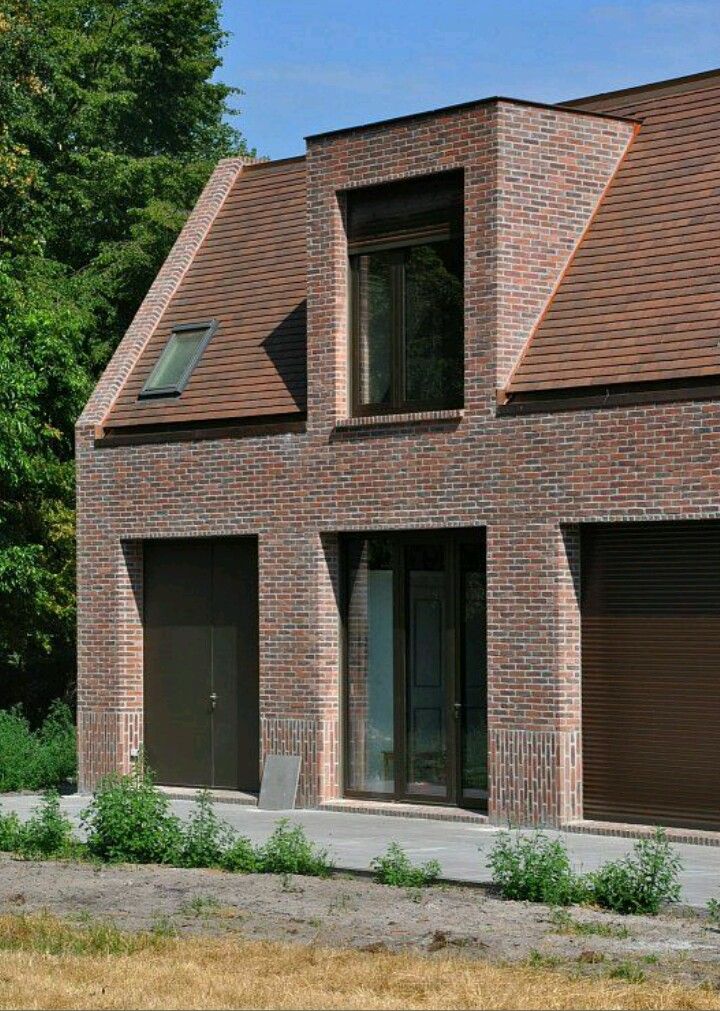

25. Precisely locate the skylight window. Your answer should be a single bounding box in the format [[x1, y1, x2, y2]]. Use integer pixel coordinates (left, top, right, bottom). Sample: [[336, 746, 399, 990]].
[[140, 321, 217, 398]]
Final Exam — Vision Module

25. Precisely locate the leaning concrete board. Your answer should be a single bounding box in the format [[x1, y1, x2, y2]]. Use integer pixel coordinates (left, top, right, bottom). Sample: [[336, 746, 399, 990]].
[[258, 755, 301, 810]]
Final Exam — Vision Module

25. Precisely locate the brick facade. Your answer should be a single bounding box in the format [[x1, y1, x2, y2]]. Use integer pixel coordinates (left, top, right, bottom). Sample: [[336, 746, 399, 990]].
[[77, 97, 718, 823]]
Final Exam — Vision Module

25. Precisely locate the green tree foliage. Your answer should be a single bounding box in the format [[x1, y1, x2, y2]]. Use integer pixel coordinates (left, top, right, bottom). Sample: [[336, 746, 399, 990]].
[[0, 0, 251, 714]]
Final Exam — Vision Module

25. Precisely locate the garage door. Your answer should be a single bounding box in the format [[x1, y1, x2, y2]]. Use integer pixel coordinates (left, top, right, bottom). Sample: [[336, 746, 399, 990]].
[[582, 522, 720, 831]]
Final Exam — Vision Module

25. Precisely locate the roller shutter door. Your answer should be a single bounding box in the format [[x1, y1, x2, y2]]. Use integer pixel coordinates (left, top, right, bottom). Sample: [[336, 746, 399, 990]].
[[582, 522, 720, 831]]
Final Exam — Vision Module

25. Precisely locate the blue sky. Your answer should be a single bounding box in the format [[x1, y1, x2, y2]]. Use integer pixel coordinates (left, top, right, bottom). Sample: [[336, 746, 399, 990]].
[[220, 1, 720, 159]]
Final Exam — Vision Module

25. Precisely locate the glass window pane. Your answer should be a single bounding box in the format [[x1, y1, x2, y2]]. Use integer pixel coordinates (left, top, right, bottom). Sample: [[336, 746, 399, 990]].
[[405, 543, 447, 799], [354, 252, 394, 406], [404, 240, 463, 406], [346, 536, 395, 793], [460, 543, 487, 802], [145, 329, 207, 393]]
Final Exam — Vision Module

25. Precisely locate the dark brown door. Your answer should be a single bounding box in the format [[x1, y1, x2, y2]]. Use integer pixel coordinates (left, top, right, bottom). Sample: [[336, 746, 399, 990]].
[[582, 522, 720, 831], [144, 538, 259, 791]]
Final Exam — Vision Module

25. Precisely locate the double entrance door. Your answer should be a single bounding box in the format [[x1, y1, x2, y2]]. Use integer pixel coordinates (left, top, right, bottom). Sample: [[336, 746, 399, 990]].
[[143, 538, 259, 791], [344, 530, 487, 808]]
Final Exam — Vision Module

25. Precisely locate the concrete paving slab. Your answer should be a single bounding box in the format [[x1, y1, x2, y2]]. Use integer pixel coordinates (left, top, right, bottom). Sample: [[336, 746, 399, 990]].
[[2, 793, 718, 907]]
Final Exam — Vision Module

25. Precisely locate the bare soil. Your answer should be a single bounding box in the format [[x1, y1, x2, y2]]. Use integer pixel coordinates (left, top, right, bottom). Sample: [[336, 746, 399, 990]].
[[0, 855, 718, 988]]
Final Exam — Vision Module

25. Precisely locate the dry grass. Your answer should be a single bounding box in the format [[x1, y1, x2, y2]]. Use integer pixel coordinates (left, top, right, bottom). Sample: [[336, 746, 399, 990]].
[[0, 914, 717, 1010]]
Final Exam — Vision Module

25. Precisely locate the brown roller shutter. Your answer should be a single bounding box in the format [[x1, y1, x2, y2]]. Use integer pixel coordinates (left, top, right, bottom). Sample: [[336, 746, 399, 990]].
[[582, 521, 720, 831]]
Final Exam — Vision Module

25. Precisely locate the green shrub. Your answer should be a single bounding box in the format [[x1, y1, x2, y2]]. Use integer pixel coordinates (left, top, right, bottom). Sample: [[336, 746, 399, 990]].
[[589, 829, 682, 915], [707, 897, 720, 928], [370, 842, 441, 887], [82, 767, 182, 865], [0, 702, 76, 792], [14, 791, 76, 859], [257, 819, 332, 877], [176, 791, 235, 869], [0, 810, 22, 851], [487, 832, 589, 906], [219, 835, 260, 874], [33, 702, 77, 788]]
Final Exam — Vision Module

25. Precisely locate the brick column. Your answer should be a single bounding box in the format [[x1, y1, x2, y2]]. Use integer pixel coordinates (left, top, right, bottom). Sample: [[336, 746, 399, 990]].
[[258, 530, 341, 806], [76, 429, 143, 790], [486, 521, 582, 825]]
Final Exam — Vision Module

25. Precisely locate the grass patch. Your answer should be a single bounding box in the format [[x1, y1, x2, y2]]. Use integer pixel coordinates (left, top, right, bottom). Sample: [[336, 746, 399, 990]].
[[0, 913, 161, 956], [549, 908, 632, 940], [0, 913, 717, 1010], [609, 961, 648, 984], [0, 701, 76, 792], [180, 896, 223, 918]]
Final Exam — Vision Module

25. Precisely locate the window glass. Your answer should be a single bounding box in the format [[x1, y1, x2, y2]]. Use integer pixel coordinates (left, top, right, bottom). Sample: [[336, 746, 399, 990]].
[[142, 325, 212, 396], [404, 240, 463, 406], [351, 236, 463, 413], [346, 536, 395, 794], [355, 252, 394, 406]]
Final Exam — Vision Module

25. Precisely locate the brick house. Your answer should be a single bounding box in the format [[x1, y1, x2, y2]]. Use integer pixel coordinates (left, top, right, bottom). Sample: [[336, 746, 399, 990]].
[[76, 69, 720, 831]]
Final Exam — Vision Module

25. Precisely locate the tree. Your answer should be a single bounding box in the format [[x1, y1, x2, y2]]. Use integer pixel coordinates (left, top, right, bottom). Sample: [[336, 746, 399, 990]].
[[0, 0, 251, 716]]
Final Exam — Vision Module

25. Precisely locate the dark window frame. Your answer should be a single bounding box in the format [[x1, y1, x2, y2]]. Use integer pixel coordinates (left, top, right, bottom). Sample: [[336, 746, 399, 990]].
[[348, 225, 464, 418], [139, 320, 218, 399]]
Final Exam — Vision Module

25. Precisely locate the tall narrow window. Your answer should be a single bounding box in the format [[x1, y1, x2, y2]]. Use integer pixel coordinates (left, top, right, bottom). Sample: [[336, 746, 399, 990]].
[[346, 536, 395, 794], [140, 321, 217, 398], [347, 172, 464, 415]]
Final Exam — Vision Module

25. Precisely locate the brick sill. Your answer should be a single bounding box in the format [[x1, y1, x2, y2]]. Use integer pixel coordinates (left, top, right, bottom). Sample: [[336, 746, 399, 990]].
[[562, 819, 720, 848], [334, 408, 464, 431], [321, 798, 488, 824]]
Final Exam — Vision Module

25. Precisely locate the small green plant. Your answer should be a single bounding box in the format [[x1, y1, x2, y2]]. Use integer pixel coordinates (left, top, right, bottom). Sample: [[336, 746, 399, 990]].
[[487, 832, 588, 906], [707, 897, 720, 928], [150, 914, 178, 939], [548, 908, 631, 939], [15, 791, 76, 859], [608, 961, 647, 984], [82, 766, 182, 865], [180, 895, 222, 918], [526, 949, 561, 969], [257, 819, 332, 877], [219, 834, 259, 874], [176, 791, 235, 869], [370, 842, 441, 888], [589, 829, 682, 916], [0, 810, 23, 851], [0, 702, 76, 792]]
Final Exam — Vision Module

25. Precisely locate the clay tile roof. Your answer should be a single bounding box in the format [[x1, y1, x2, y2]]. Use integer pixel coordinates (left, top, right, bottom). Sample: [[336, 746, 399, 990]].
[[506, 69, 720, 395], [104, 156, 307, 430]]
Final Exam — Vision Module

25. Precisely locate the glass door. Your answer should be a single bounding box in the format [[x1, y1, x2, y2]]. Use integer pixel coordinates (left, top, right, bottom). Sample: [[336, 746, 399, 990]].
[[344, 531, 486, 809], [400, 542, 452, 801]]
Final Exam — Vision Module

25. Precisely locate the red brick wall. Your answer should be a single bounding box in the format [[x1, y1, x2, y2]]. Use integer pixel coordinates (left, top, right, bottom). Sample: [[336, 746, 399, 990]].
[[78, 99, 720, 824]]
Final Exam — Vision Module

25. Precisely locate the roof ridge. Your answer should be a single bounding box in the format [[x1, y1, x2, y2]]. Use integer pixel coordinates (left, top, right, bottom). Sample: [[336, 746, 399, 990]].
[[564, 66, 720, 109]]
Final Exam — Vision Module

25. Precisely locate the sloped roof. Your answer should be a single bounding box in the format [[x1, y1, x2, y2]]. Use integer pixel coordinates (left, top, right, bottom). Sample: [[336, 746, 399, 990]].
[[104, 157, 307, 430], [506, 69, 720, 395]]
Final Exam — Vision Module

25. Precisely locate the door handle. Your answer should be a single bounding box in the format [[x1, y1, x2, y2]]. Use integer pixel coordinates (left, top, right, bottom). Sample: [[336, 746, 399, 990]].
[[210, 692, 218, 710], [453, 702, 462, 720]]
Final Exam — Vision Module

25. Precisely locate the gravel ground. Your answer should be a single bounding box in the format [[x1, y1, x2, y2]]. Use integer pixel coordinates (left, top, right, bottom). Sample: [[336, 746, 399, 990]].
[[0, 855, 719, 987]]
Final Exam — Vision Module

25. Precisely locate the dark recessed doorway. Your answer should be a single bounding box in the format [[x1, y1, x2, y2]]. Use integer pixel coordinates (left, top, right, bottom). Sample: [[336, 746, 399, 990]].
[[143, 537, 259, 791]]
